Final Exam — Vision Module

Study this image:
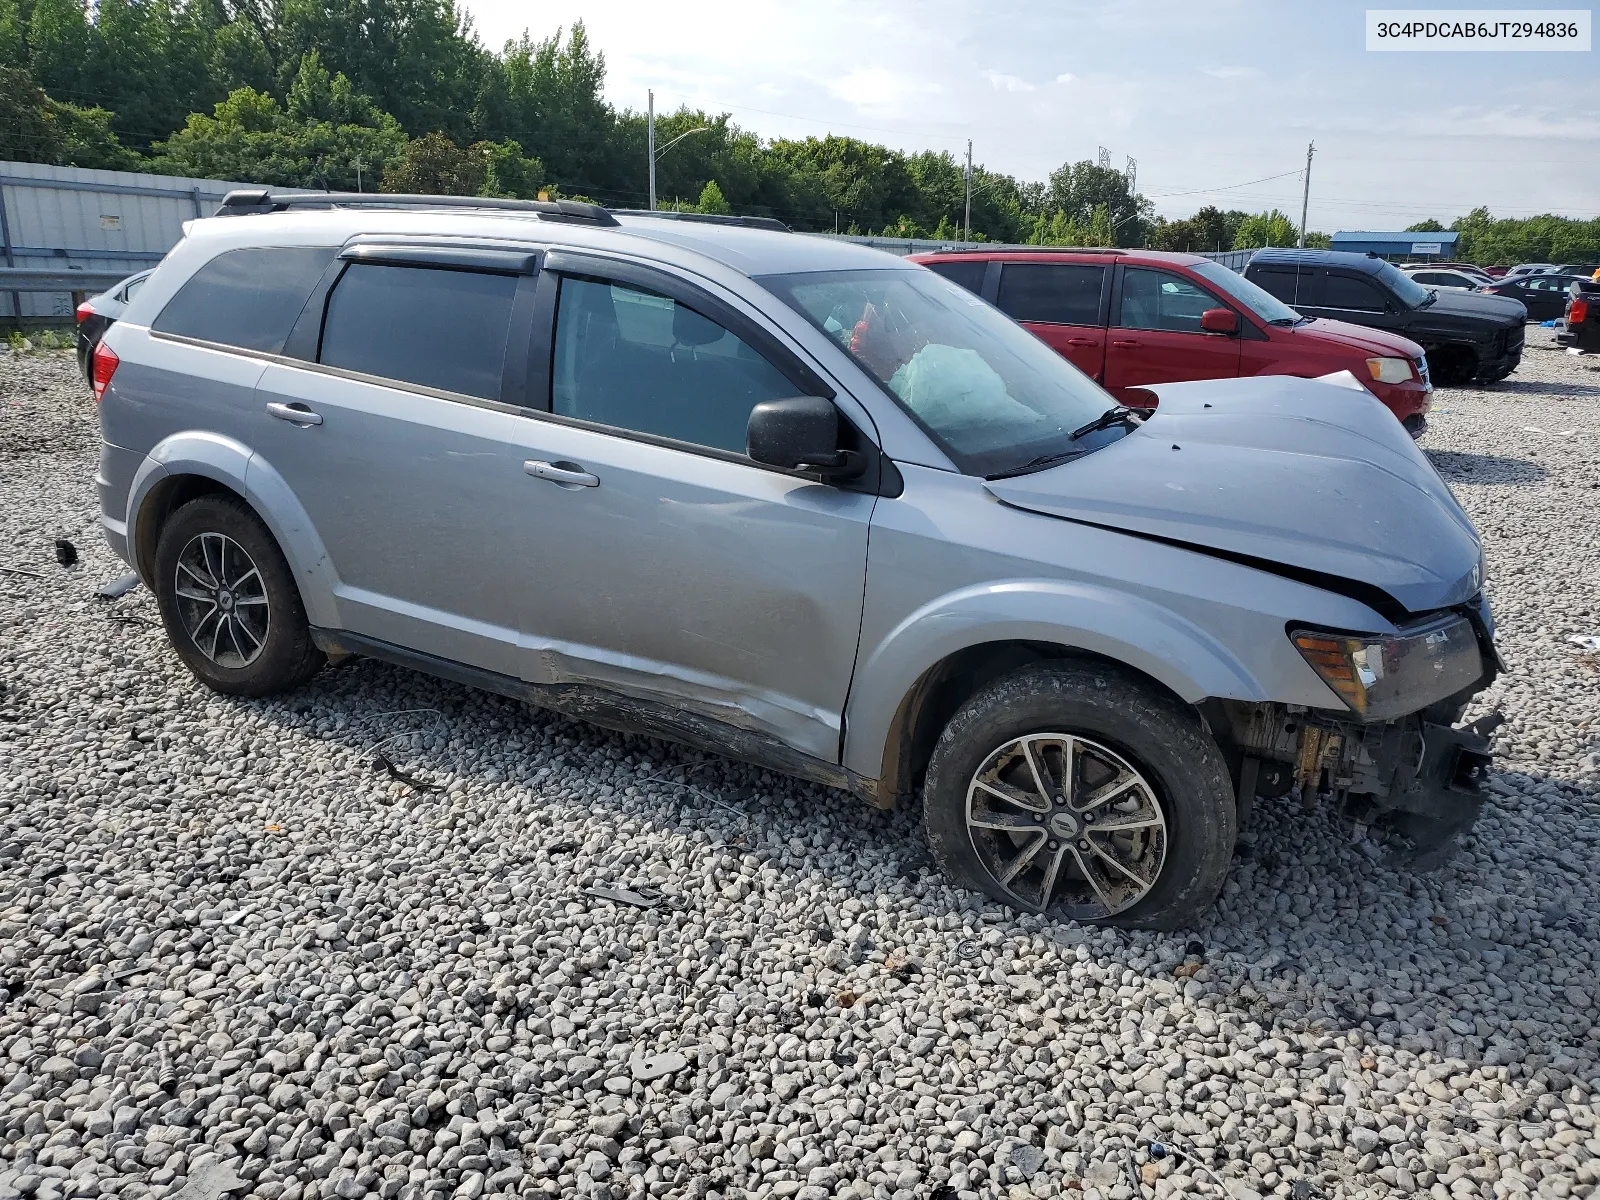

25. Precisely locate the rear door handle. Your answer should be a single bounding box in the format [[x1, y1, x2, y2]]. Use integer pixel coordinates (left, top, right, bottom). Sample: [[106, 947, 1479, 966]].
[[1066, 337, 1099, 347], [1111, 339, 1141, 349], [524, 460, 599, 488], [266, 401, 323, 426]]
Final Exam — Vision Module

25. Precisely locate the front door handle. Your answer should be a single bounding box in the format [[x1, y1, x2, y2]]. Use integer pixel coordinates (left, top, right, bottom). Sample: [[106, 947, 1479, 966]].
[[266, 401, 323, 426], [1066, 337, 1099, 347], [524, 460, 599, 488]]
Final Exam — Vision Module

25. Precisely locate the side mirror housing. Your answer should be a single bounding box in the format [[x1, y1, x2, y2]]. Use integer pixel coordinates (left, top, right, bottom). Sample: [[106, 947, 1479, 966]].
[[1200, 307, 1238, 334], [747, 396, 862, 478]]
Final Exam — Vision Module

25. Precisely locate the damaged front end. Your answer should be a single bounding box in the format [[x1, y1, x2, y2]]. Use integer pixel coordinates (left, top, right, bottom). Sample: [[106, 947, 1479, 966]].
[[1211, 602, 1503, 865]]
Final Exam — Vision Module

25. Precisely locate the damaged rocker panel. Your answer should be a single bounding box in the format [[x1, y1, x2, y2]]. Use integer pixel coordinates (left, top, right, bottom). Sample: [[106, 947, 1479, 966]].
[[309, 627, 890, 807]]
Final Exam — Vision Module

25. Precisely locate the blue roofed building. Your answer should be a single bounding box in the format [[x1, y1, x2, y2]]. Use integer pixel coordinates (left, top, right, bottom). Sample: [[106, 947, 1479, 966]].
[[1329, 231, 1460, 261]]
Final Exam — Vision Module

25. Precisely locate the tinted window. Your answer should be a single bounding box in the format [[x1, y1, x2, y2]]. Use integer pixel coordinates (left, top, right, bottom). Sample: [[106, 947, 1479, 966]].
[[154, 247, 334, 353], [1117, 268, 1216, 332], [997, 264, 1104, 326], [319, 264, 517, 401], [1322, 272, 1387, 311], [1191, 261, 1301, 323], [924, 260, 988, 295], [1248, 266, 1316, 306], [552, 276, 796, 454]]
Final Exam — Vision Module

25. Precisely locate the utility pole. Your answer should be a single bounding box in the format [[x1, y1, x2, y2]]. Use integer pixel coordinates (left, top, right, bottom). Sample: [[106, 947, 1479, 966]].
[[354, 155, 363, 193], [963, 140, 972, 242], [1298, 141, 1315, 248], [647, 90, 657, 211]]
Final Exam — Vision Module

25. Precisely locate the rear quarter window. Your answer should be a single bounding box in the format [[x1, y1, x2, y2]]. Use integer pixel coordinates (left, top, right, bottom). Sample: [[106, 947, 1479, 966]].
[[923, 259, 988, 295], [153, 247, 336, 354]]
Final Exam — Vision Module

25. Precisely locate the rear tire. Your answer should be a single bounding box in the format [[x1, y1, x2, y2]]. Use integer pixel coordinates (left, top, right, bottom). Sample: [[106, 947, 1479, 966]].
[[923, 661, 1236, 930], [153, 496, 324, 697]]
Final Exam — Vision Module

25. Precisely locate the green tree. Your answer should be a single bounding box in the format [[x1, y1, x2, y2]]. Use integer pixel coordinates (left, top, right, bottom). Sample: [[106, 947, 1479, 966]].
[[383, 130, 484, 194], [27, 0, 91, 100], [0, 64, 139, 168], [154, 71, 405, 189], [494, 22, 613, 193], [477, 138, 542, 198], [1232, 209, 1300, 249], [1406, 218, 1446, 233], [696, 178, 730, 214], [0, 0, 26, 67]]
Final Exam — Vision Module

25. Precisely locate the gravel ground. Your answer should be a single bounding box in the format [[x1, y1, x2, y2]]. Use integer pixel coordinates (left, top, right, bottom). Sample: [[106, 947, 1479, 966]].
[[0, 338, 1596, 1200]]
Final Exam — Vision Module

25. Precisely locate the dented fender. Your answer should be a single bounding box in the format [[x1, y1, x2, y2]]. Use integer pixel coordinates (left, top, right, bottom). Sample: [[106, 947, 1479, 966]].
[[841, 578, 1276, 784], [126, 431, 342, 629]]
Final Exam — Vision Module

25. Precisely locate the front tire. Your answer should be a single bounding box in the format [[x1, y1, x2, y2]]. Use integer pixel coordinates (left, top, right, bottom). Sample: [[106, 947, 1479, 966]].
[[924, 661, 1236, 930], [153, 495, 324, 697]]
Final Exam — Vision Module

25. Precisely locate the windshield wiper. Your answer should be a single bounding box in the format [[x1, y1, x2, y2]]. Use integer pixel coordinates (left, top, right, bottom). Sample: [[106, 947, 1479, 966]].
[[1069, 404, 1142, 441], [985, 449, 1088, 480]]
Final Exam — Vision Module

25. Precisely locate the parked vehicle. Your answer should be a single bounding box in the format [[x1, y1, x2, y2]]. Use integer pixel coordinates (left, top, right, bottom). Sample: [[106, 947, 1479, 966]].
[[911, 247, 1433, 437], [1558, 280, 1600, 353], [93, 192, 1502, 928], [1503, 263, 1558, 279], [1402, 266, 1491, 291], [1244, 249, 1527, 385], [1483, 266, 1509, 278], [1552, 263, 1596, 276], [75, 269, 151, 385], [1476, 273, 1592, 322]]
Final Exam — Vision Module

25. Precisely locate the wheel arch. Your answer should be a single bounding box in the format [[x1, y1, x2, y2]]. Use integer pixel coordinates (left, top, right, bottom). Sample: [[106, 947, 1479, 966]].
[[127, 434, 341, 628], [845, 581, 1270, 805]]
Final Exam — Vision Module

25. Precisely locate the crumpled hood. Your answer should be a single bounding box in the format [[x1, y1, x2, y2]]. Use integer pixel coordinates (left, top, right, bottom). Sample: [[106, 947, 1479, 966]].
[[985, 375, 1483, 615]]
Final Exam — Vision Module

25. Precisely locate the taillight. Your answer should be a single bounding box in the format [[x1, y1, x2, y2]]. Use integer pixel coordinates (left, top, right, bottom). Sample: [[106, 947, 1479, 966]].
[[1572, 297, 1590, 324], [75, 301, 95, 323], [91, 341, 119, 402]]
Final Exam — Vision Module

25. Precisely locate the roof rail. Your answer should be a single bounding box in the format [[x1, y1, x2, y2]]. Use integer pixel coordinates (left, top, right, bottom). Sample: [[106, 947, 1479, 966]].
[[611, 209, 791, 233], [213, 190, 620, 227], [928, 245, 1126, 256]]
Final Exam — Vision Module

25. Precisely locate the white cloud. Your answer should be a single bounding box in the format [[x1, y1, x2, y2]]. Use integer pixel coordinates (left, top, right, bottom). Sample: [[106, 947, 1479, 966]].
[[1055, 72, 1078, 84], [826, 67, 942, 107], [984, 70, 1036, 93], [1201, 66, 1259, 79]]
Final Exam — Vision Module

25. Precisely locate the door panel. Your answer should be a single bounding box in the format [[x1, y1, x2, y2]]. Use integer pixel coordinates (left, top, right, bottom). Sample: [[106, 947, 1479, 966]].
[[1104, 266, 1241, 398], [507, 421, 873, 762], [995, 262, 1109, 380], [251, 364, 545, 672]]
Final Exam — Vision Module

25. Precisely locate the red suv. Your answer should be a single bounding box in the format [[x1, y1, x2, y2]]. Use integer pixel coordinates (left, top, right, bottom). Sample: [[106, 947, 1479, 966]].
[[911, 248, 1433, 436]]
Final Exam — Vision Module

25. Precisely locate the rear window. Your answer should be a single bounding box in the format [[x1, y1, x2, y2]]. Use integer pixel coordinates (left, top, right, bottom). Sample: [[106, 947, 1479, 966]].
[[923, 260, 988, 295], [153, 247, 334, 353], [996, 264, 1104, 326], [318, 263, 518, 401]]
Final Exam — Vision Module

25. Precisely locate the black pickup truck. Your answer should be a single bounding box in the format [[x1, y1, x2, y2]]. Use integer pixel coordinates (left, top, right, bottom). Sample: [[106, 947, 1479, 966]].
[[1559, 279, 1600, 353], [1244, 249, 1527, 385]]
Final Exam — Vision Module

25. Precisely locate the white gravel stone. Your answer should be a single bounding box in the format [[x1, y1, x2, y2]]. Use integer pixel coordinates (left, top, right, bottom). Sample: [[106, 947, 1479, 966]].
[[0, 340, 1596, 1200]]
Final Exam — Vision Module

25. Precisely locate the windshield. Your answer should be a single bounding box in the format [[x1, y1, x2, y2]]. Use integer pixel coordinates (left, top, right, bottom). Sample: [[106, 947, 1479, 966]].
[[1370, 259, 1433, 307], [1190, 260, 1301, 324], [761, 267, 1113, 476]]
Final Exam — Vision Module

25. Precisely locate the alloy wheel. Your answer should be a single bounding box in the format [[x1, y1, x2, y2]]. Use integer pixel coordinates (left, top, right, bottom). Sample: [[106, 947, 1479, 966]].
[[172, 531, 270, 668], [965, 732, 1167, 919]]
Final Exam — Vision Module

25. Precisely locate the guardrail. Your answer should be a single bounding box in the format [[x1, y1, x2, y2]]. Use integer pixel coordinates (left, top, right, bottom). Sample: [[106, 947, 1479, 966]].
[[0, 267, 129, 294]]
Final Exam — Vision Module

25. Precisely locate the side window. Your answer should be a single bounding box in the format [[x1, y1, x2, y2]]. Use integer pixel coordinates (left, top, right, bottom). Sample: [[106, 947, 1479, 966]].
[[1322, 272, 1387, 312], [552, 275, 798, 455], [1249, 267, 1315, 305], [121, 274, 147, 301], [924, 260, 988, 295], [1116, 268, 1217, 333], [153, 247, 335, 353], [319, 264, 518, 401], [996, 264, 1105, 326], [1412, 273, 1442, 285]]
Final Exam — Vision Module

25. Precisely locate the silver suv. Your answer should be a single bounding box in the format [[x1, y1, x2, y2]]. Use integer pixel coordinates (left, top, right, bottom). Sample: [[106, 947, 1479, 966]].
[[92, 193, 1501, 929]]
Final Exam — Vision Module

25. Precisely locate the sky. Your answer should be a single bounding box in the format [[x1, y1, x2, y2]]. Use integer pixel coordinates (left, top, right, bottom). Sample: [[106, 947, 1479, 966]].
[[458, 0, 1598, 234]]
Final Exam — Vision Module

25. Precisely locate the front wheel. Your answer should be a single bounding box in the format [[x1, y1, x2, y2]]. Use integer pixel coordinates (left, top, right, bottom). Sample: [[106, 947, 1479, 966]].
[[923, 661, 1237, 930]]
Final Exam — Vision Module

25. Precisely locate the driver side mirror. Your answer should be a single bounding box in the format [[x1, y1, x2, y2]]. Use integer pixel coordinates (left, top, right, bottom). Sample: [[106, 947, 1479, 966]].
[[747, 396, 863, 479], [1200, 308, 1238, 334]]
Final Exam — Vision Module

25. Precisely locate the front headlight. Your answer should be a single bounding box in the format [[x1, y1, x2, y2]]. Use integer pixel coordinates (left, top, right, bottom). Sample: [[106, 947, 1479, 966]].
[[1290, 614, 1485, 721], [1365, 356, 1415, 385]]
